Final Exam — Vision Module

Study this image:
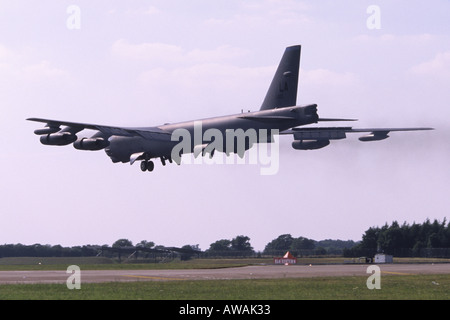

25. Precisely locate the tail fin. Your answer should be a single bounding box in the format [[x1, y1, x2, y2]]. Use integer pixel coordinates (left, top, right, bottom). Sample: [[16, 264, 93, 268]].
[[260, 45, 301, 111]]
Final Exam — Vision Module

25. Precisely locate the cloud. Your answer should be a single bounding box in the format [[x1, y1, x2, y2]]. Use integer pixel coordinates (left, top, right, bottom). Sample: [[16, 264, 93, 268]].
[[136, 63, 273, 118], [138, 63, 271, 89], [186, 46, 249, 63], [107, 5, 161, 16], [20, 60, 67, 81], [410, 51, 450, 79], [111, 40, 361, 118], [353, 33, 439, 45], [111, 40, 183, 63], [301, 68, 359, 87], [0, 44, 68, 84], [111, 40, 247, 65], [0, 44, 14, 60], [126, 6, 161, 16], [205, 0, 312, 28]]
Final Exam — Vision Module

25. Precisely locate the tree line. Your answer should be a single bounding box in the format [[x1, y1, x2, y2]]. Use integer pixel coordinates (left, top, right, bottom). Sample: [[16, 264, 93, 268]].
[[0, 235, 354, 258], [261, 234, 356, 257], [344, 219, 450, 258], [1, 219, 448, 259]]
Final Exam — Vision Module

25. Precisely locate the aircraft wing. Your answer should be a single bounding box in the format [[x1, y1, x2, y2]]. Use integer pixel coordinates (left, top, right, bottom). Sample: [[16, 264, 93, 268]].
[[280, 126, 434, 148], [27, 117, 172, 140]]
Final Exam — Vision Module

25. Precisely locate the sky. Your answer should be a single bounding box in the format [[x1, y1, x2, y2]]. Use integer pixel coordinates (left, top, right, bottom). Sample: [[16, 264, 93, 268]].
[[1, 0, 449, 252]]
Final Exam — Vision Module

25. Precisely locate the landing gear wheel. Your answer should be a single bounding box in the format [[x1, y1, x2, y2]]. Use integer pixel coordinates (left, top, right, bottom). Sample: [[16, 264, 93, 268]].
[[140, 160, 155, 172]]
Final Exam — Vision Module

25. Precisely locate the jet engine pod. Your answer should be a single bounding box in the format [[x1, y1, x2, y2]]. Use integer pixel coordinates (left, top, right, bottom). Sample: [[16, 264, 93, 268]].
[[358, 132, 389, 142], [74, 137, 110, 151], [40, 132, 77, 146], [292, 139, 330, 150], [34, 126, 60, 135]]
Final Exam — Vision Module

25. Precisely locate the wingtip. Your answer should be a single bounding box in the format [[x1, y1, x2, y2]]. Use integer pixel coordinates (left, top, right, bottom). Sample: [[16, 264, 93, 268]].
[[26, 117, 41, 122], [26, 117, 45, 122]]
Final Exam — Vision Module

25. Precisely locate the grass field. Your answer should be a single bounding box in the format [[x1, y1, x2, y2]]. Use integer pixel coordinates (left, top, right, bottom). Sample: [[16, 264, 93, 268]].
[[0, 257, 449, 300], [0, 274, 448, 300], [0, 257, 259, 270]]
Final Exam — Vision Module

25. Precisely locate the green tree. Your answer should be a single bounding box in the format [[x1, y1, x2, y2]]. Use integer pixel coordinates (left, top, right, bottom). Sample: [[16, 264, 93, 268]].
[[231, 235, 254, 253], [347, 218, 450, 258], [380, 221, 404, 254], [179, 244, 201, 261], [291, 237, 315, 251], [263, 234, 293, 254], [360, 227, 379, 250], [112, 239, 133, 248], [136, 240, 155, 248], [208, 239, 232, 253]]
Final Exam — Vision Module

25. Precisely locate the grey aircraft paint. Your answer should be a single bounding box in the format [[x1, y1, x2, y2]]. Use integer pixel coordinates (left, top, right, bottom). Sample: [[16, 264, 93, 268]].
[[27, 45, 433, 172]]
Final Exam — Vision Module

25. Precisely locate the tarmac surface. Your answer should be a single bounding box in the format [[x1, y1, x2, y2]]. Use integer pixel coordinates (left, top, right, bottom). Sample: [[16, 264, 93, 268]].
[[0, 263, 449, 284]]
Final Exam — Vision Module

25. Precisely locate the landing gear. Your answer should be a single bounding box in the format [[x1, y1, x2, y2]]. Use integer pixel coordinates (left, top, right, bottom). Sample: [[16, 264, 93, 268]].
[[160, 156, 172, 166], [139, 156, 173, 173], [140, 160, 154, 172]]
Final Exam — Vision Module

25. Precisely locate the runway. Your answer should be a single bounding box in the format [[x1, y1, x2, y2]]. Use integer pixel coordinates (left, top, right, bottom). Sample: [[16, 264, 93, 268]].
[[0, 263, 449, 284]]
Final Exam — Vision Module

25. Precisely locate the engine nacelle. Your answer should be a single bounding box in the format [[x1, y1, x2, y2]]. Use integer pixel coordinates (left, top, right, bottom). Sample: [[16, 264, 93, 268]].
[[359, 132, 389, 142], [40, 132, 77, 146], [73, 137, 110, 151], [34, 127, 60, 135], [292, 139, 330, 150]]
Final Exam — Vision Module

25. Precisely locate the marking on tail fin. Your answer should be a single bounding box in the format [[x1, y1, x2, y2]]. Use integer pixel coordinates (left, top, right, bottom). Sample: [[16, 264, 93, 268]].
[[260, 45, 301, 111]]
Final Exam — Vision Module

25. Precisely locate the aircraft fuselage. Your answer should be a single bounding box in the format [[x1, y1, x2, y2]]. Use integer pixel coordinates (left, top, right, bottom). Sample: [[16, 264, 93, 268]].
[[105, 104, 318, 163]]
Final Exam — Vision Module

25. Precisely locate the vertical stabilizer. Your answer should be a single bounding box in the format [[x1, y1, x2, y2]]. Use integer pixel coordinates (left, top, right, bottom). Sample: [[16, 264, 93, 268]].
[[260, 45, 301, 111]]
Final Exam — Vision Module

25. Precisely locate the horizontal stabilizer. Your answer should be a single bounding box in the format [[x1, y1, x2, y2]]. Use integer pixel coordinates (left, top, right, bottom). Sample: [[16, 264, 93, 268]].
[[318, 118, 358, 122]]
